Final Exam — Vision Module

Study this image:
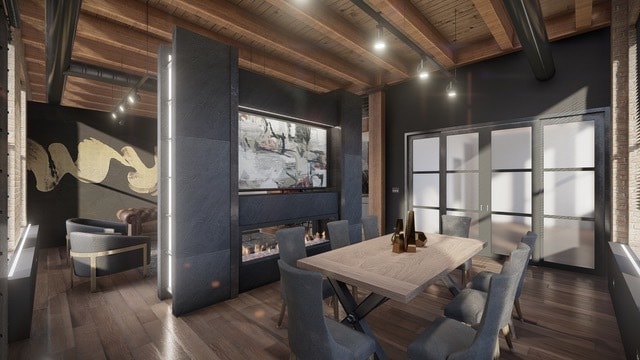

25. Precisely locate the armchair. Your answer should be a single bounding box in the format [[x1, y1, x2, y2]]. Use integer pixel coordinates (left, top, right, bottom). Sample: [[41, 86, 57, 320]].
[[65, 217, 129, 265], [69, 231, 150, 292]]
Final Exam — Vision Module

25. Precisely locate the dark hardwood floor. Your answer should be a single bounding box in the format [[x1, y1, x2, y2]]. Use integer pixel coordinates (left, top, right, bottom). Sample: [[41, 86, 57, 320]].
[[8, 247, 626, 359]]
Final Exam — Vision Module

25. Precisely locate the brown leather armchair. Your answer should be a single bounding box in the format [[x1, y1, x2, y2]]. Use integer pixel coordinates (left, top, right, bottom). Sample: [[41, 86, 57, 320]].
[[116, 207, 157, 239]]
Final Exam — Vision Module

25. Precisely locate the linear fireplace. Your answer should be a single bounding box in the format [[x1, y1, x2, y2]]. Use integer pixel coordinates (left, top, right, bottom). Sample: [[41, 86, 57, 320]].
[[241, 221, 330, 263], [238, 191, 339, 292]]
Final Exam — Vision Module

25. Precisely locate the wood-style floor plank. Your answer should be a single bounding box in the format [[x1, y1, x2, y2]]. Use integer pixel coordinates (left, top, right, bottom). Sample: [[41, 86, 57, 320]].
[[8, 247, 626, 359]]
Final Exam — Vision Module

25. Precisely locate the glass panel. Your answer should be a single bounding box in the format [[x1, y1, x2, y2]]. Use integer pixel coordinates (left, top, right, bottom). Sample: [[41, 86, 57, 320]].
[[543, 218, 594, 269], [491, 127, 532, 169], [491, 215, 532, 255], [446, 133, 478, 170], [544, 121, 594, 168], [491, 172, 531, 213], [447, 173, 479, 210], [544, 171, 594, 217], [413, 137, 439, 171], [413, 174, 439, 207], [446, 211, 479, 240], [413, 208, 440, 234]]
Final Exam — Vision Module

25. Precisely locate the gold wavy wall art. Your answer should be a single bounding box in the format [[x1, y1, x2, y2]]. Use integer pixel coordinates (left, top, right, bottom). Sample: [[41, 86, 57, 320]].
[[27, 137, 158, 195]]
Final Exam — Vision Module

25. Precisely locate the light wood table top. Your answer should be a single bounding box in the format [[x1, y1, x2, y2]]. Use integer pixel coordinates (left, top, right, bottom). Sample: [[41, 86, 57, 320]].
[[297, 233, 486, 304]]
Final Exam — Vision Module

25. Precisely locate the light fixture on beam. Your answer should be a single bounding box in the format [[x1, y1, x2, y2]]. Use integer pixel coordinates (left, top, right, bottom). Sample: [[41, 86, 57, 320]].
[[373, 24, 386, 51], [446, 80, 457, 97], [417, 58, 429, 79]]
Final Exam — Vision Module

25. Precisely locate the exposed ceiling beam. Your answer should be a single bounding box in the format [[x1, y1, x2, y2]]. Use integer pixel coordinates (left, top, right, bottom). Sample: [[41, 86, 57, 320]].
[[263, 0, 410, 79], [575, 0, 593, 30], [367, 0, 455, 69], [81, 0, 345, 93], [472, 0, 515, 50], [166, 0, 373, 89]]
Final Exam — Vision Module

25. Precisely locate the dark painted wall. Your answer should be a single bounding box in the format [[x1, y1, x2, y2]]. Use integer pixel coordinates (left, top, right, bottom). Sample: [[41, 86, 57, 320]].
[[384, 28, 611, 232], [27, 103, 157, 248]]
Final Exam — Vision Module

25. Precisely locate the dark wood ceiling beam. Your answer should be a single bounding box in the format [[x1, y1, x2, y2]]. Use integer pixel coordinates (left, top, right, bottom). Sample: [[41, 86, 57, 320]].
[[367, 0, 455, 68], [471, 0, 515, 50], [81, 0, 343, 93], [165, 0, 373, 88], [575, 0, 593, 30], [72, 37, 152, 77], [76, 15, 165, 60], [262, 0, 410, 78], [545, 1, 610, 40], [457, 2, 609, 67]]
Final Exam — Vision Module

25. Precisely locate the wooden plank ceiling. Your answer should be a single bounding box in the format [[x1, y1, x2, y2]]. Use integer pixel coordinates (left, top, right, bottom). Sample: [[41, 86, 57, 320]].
[[17, 0, 610, 119]]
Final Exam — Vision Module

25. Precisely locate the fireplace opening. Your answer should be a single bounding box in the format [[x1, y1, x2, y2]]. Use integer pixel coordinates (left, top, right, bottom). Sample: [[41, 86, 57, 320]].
[[241, 220, 331, 263]]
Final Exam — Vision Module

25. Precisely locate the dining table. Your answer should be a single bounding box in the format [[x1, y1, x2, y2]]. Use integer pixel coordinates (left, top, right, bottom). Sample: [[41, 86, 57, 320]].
[[297, 232, 487, 360]]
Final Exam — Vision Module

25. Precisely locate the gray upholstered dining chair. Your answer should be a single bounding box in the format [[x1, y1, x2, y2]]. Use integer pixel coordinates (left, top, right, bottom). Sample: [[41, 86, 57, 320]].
[[469, 231, 538, 322], [443, 243, 531, 352], [408, 271, 519, 360], [361, 215, 379, 240], [441, 214, 473, 286], [327, 220, 352, 249], [276, 226, 338, 328], [278, 259, 376, 360], [327, 219, 359, 300]]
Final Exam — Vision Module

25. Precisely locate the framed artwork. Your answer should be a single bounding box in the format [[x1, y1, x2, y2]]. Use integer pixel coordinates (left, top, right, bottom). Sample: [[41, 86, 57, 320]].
[[238, 110, 328, 190]]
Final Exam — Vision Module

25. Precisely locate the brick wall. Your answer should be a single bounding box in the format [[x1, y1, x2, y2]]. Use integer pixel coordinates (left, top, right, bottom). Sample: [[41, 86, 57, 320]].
[[7, 41, 26, 252], [613, 0, 640, 252]]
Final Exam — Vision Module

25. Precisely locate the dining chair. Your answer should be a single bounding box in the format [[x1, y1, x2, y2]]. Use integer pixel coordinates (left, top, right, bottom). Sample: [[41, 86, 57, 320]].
[[361, 215, 379, 240], [469, 231, 538, 322], [278, 260, 376, 360], [443, 243, 530, 352], [327, 220, 352, 249], [327, 220, 360, 300], [441, 214, 472, 286], [408, 271, 519, 360], [276, 226, 338, 328]]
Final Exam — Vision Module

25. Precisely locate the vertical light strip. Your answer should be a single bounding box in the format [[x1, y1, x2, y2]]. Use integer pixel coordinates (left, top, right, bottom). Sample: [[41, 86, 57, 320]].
[[8, 223, 31, 277], [167, 53, 174, 293], [622, 245, 640, 276]]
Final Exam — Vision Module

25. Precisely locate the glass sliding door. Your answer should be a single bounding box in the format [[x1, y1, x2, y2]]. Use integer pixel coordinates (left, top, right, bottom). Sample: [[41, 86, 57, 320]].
[[542, 119, 596, 269], [409, 135, 440, 233], [491, 127, 532, 255], [406, 108, 607, 273], [445, 132, 480, 239]]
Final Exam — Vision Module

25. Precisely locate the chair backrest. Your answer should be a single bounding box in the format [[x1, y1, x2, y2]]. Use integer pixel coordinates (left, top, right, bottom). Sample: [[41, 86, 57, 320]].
[[515, 232, 537, 298], [66, 218, 128, 236], [327, 220, 351, 249], [441, 215, 471, 238], [449, 272, 518, 360], [496, 243, 530, 325], [275, 227, 307, 266], [361, 215, 379, 240], [278, 260, 352, 359]]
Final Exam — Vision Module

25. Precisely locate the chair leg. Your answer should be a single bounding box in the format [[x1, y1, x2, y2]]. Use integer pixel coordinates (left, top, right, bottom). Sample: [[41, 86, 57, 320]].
[[460, 268, 467, 287], [501, 324, 514, 351], [514, 298, 524, 322], [332, 295, 339, 321], [90, 255, 97, 292], [277, 301, 287, 328]]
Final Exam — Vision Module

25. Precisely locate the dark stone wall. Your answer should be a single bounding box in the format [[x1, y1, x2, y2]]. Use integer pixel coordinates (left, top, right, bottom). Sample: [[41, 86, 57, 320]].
[[384, 28, 611, 232], [26, 102, 157, 249], [169, 27, 238, 315]]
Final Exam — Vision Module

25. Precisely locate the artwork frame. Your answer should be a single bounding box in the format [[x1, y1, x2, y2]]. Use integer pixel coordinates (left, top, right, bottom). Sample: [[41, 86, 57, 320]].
[[238, 110, 328, 191]]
